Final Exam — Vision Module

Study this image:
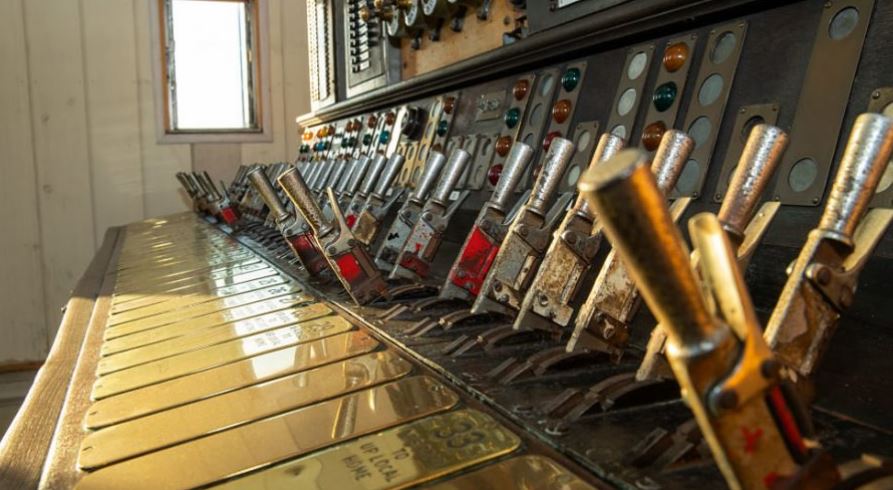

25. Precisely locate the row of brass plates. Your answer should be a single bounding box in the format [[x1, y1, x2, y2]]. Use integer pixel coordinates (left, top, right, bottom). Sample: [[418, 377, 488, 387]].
[[75, 213, 597, 489]]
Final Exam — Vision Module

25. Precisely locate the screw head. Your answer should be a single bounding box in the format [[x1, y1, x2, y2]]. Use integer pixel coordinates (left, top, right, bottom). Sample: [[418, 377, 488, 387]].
[[716, 389, 739, 410]]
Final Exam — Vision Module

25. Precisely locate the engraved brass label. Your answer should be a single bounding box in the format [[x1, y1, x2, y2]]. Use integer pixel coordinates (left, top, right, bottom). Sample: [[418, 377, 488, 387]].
[[428, 455, 596, 490], [103, 292, 313, 342], [114, 256, 261, 290], [213, 409, 520, 490], [108, 275, 288, 323], [76, 376, 459, 486], [111, 267, 279, 313], [92, 316, 354, 398], [100, 304, 333, 368], [106, 284, 305, 330], [80, 351, 413, 466], [113, 260, 268, 298], [86, 330, 380, 427]]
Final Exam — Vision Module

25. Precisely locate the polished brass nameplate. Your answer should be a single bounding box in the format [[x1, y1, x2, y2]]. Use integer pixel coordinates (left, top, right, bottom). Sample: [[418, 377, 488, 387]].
[[112, 259, 268, 298], [108, 275, 289, 323], [81, 351, 413, 466], [103, 291, 312, 341], [110, 268, 280, 313], [106, 283, 304, 330], [86, 330, 380, 426], [212, 409, 520, 490], [93, 316, 354, 398], [428, 455, 596, 490], [101, 297, 325, 355], [115, 249, 254, 278], [114, 256, 261, 291], [100, 304, 334, 367], [76, 376, 459, 486]]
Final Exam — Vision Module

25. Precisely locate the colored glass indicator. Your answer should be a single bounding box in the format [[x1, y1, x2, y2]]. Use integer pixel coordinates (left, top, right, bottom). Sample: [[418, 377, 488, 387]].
[[552, 99, 572, 123], [663, 42, 689, 72], [436, 120, 449, 136], [300, 144, 309, 154], [443, 96, 456, 114], [561, 67, 581, 92], [363, 134, 373, 145], [513, 80, 530, 100], [367, 115, 377, 128], [488, 164, 504, 186], [653, 82, 677, 112], [302, 131, 313, 142], [316, 128, 325, 138], [504, 108, 521, 129], [385, 112, 397, 125], [495, 136, 513, 157], [315, 142, 325, 152], [379, 130, 391, 144], [641, 121, 667, 151], [543, 131, 562, 151]]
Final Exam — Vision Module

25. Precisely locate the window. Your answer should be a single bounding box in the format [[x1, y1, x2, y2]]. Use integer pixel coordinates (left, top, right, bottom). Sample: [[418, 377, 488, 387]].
[[156, 0, 270, 141]]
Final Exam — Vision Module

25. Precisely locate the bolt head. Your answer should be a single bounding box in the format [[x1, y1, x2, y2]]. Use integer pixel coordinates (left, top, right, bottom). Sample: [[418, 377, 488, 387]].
[[716, 389, 738, 410]]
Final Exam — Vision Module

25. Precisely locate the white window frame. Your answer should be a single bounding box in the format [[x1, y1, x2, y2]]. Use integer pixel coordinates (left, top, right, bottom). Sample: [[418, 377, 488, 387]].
[[150, 0, 273, 144]]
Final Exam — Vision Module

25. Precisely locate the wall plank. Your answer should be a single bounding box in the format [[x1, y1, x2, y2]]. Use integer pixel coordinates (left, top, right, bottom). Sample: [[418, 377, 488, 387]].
[[133, 0, 193, 216], [241, 0, 288, 166], [82, 0, 146, 244], [23, 0, 97, 338], [0, 0, 49, 362], [282, 0, 312, 158], [192, 143, 243, 181]]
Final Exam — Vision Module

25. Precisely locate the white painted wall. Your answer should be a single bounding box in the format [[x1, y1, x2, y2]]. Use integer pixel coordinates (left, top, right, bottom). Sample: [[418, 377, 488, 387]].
[[0, 0, 310, 364]]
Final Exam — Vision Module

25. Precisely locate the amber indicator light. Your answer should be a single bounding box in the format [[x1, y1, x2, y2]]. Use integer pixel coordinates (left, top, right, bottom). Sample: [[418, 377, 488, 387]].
[[513, 80, 530, 100], [495, 136, 513, 157], [552, 99, 572, 124], [641, 121, 667, 151], [443, 97, 456, 114], [662, 42, 689, 72]]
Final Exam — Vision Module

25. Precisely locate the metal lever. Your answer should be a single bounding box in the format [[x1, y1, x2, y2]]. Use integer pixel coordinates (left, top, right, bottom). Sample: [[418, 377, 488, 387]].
[[390, 149, 472, 281], [638, 123, 790, 382], [439, 142, 536, 302], [469, 137, 576, 316], [567, 130, 693, 356], [373, 151, 447, 269], [514, 133, 626, 332], [580, 149, 822, 490], [765, 113, 893, 382]]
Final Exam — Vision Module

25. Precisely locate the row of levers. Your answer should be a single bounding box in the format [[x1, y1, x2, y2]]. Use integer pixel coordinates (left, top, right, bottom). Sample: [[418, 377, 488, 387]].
[[78, 1, 893, 489]]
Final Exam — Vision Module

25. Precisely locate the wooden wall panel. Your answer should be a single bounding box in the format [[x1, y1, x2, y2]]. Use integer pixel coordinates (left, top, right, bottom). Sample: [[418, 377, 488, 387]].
[[23, 0, 97, 339], [82, 0, 146, 245], [0, 0, 308, 364], [282, 0, 312, 158], [241, 0, 289, 165], [0, 0, 50, 362], [192, 143, 243, 181], [133, 0, 193, 217]]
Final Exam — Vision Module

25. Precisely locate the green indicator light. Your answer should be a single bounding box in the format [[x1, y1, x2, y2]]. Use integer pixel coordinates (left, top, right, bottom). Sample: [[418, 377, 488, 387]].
[[436, 120, 449, 136], [363, 134, 373, 145], [561, 67, 581, 92], [652, 82, 678, 112], [504, 108, 521, 129], [379, 130, 391, 144]]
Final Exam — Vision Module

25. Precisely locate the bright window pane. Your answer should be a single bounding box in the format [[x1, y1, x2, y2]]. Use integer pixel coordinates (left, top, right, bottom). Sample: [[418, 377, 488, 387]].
[[171, 0, 252, 130]]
